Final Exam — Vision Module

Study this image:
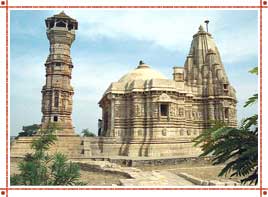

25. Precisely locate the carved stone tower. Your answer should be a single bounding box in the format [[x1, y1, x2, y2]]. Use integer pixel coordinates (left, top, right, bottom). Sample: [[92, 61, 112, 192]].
[[41, 12, 78, 135], [184, 25, 237, 127]]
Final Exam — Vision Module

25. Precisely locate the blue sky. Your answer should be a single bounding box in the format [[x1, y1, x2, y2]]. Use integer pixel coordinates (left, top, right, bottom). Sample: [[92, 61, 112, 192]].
[[10, 9, 258, 136]]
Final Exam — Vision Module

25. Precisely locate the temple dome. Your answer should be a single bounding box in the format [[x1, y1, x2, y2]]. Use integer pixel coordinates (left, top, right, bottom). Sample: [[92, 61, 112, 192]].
[[118, 61, 166, 83]]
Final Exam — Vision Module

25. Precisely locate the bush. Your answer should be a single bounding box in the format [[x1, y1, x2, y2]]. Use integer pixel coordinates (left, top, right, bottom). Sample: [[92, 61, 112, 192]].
[[11, 123, 84, 186], [17, 124, 40, 137], [193, 67, 258, 185], [81, 128, 96, 137]]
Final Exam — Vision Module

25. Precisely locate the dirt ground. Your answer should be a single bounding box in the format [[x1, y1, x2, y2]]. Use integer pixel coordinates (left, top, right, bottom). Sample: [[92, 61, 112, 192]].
[[137, 163, 244, 183], [10, 159, 247, 186], [79, 170, 128, 186]]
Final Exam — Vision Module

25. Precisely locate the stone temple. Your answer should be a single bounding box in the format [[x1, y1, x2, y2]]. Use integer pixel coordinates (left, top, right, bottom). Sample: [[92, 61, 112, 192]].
[[11, 12, 237, 160]]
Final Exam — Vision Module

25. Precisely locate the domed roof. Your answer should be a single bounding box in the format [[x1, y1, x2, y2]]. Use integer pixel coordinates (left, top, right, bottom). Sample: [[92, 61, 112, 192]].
[[118, 61, 166, 83]]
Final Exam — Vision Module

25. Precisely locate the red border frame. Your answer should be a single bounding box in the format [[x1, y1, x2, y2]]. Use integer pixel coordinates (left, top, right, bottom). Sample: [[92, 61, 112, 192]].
[[5, 0, 9, 197], [1, 1, 265, 197]]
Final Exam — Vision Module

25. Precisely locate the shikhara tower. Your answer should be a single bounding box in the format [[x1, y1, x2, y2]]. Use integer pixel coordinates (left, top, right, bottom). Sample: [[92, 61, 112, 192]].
[[184, 25, 237, 127], [41, 12, 78, 135]]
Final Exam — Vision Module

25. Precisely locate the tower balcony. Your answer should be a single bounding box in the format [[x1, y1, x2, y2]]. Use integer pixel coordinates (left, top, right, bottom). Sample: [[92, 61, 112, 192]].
[[46, 27, 76, 45]]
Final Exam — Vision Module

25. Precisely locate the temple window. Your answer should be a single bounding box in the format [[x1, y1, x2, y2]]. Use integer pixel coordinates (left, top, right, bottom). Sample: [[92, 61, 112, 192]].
[[223, 84, 229, 92], [178, 73, 183, 81], [68, 24, 74, 31], [224, 108, 229, 119], [49, 21, 54, 28], [103, 112, 108, 132], [56, 21, 66, 28], [160, 103, 169, 116], [54, 91, 59, 107], [53, 116, 58, 122], [56, 62, 61, 66]]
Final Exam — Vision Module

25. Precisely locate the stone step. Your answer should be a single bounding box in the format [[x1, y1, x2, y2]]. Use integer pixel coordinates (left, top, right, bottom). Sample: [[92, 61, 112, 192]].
[[119, 170, 195, 186]]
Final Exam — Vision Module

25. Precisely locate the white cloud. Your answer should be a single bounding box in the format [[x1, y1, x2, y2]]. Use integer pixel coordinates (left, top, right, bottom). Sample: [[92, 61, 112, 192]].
[[217, 28, 258, 64], [66, 10, 217, 51], [59, 9, 258, 64]]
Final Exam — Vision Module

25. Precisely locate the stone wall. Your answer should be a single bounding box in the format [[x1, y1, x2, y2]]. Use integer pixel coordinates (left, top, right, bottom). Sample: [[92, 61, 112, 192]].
[[11, 135, 83, 158], [82, 136, 202, 158], [11, 135, 202, 161]]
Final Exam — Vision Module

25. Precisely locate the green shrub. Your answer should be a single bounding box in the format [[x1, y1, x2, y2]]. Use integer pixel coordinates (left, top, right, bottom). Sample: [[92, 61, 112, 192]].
[[193, 67, 258, 185], [11, 124, 84, 186], [17, 124, 40, 137], [81, 128, 96, 137]]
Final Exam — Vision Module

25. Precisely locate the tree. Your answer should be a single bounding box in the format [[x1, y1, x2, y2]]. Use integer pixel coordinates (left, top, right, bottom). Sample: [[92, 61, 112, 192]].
[[81, 128, 96, 137], [193, 67, 258, 185], [11, 123, 83, 186], [17, 124, 40, 137]]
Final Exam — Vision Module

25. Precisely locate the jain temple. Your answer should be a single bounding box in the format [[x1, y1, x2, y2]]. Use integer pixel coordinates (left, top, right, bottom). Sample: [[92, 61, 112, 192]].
[[11, 12, 237, 160]]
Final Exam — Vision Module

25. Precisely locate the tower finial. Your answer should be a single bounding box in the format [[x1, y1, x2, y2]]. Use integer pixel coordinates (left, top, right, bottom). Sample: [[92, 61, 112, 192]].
[[137, 60, 149, 68], [204, 20, 209, 32]]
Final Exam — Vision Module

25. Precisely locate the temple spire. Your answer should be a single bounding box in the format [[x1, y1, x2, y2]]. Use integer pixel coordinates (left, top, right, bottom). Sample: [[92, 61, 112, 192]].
[[199, 25, 205, 32], [137, 60, 149, 68], [184, 23, 234, 97]]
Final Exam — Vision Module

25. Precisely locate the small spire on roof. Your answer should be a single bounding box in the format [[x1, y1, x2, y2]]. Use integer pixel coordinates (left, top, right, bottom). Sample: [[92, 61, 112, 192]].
[[199, 25, 205, 32], [137, 60, 149, 69], [54, 11, 71, 19]]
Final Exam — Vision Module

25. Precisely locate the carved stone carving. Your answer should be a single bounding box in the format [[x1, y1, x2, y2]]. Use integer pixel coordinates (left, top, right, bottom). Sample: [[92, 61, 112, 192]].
[[151, 103, 158, 117], [192, 110, 197, 120], [178, 107, 184, 117], [186, 130, 191, 136], [134, 104, 142, 117], [115, 105, 120, 117], [158, 93, 171, 102], [162, 129, 167, 136], [170, 104, 176, 117]]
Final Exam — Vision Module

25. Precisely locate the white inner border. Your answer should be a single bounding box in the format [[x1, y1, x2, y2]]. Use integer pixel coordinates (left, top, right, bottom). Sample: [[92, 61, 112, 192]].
[[1, 0, 266, 194]]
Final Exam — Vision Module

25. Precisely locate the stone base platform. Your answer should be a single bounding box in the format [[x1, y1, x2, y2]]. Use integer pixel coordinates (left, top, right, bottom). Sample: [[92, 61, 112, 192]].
[[72, 155, 212, 167], [108, 155, 212, 167], [11, 136, 203, 164], [84, 136, 202, 158], [11, 135, 83, 158]]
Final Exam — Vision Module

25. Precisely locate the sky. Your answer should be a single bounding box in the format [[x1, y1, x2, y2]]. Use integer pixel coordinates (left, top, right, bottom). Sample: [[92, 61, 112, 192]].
[[10, 9, 258, 136]]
